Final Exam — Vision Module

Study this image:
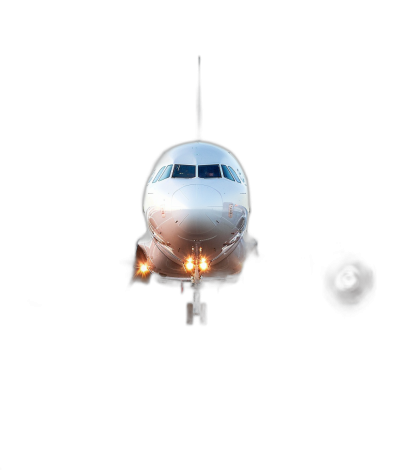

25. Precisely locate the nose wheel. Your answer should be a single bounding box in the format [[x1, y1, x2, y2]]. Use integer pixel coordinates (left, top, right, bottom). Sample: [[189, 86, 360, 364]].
[[186, 278, 208, 326], [186, 303, 193, 324], [185, 302, 208, 326], [200, 303, 207, 324]]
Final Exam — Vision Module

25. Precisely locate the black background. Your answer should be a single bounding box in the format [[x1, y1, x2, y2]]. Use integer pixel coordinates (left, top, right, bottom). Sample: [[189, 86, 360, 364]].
[[2, 23, 397, 456]]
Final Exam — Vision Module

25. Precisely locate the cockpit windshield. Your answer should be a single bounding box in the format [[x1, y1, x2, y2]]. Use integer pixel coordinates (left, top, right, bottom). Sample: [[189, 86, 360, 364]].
[[221, 165, 235, 181], [152, 166, 166, 183], [228, 166, 241, 183], [172, 164, 196, 178], [198, 164, 221, 178], [158, 164, 173, 181]]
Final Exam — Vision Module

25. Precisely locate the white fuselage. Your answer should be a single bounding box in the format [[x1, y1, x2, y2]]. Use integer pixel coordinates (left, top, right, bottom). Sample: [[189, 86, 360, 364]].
[[139, 141, 252, 280]]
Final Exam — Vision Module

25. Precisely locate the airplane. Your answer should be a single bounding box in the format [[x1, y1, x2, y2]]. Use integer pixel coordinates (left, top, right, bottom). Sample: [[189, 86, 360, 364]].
[[132, 58, 257, 324]]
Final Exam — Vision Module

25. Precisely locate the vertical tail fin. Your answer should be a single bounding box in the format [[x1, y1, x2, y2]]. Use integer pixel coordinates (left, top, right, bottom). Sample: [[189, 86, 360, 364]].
[[197, 56, 202, 140]]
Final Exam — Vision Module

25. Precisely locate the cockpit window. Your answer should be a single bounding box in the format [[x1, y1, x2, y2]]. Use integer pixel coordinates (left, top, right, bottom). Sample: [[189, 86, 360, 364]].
[[228, 166, 241, 183], [158, 164, 173, 181], [152, 166, 166, 183], [198, 164, 221, 178], [221, 164, 235, 181], [172, 164, 196, 178]]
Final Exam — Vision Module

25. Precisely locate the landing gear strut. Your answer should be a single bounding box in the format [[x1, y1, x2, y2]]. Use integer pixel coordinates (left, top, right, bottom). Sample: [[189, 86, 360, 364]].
[[186, 265, 208, 326]]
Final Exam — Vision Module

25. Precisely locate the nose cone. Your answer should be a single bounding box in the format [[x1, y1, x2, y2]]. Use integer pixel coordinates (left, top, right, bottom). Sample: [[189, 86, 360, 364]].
[[172, 185, 223, 237]]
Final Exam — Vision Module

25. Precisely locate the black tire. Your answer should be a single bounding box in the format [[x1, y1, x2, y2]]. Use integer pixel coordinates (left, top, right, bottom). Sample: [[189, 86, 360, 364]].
[[200, 302, 208, 326], [187, 303, 194, 325]]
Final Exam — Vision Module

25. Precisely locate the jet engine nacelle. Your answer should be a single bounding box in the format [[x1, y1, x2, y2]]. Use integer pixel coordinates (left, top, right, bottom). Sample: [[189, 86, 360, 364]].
[[130, 244, 152, 285], [322, 250, 377, 317]]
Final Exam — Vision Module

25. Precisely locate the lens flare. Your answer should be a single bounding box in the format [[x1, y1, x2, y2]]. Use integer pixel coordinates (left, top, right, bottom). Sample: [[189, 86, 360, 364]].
[[186, 258, 194, 271], [199, 258, 208, 270], [139, 264, 149, 274]]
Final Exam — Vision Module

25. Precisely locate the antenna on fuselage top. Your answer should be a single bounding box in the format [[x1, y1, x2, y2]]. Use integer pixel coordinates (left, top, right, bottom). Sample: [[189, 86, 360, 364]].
[[197, 56, 202, 141]]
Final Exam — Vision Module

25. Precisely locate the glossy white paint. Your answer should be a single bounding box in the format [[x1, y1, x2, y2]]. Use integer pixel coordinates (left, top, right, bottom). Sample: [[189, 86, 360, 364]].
[[137, 141, 256, 280]]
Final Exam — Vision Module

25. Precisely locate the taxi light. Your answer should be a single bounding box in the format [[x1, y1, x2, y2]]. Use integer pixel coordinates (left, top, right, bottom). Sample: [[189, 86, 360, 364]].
[[186, 260, 194, 271], [199, 258, 208, 271], [140, 264, 149, 274]]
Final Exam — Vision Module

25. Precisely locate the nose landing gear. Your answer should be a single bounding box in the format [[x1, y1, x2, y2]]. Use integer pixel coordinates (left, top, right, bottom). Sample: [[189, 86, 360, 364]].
[[186, 265, 208, 326], [185, 301, 208, 326]]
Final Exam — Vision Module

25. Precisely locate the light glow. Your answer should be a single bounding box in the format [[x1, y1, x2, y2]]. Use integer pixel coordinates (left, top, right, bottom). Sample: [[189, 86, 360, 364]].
[[186, 260, 194, 271], [140, 264, 149, 273], [199, 258, 208, 271]]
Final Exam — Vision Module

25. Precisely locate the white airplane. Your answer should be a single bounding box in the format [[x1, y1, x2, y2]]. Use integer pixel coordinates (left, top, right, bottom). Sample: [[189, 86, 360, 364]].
[[133, 59, 257, 324]]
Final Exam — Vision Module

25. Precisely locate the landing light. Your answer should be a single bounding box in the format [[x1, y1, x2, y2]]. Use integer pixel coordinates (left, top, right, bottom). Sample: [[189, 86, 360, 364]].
[[186, 258, 194, 271], [140, 264, 149, 274], [199, 258, 208, 271]]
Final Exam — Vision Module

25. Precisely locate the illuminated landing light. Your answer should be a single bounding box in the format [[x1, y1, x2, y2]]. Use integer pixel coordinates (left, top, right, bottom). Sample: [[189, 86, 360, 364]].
[[140, 264, 149, 274], [199, 258, 208, 271], [186, 258, 194, 271]]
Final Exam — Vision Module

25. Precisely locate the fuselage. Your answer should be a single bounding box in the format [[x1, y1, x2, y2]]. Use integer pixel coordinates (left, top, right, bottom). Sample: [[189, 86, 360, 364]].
[[139, 141, 252, 280], [143, 141, 250, 264]]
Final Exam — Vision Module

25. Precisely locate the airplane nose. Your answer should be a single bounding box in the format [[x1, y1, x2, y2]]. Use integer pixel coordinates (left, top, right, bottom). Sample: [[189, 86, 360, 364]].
[[172, 184, 223, 237]]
